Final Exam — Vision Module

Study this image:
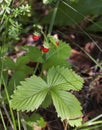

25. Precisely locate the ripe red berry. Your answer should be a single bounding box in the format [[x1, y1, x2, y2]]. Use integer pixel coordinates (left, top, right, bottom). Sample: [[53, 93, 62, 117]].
[[41, 46, 49, 53], [32, 34, 40, 41]]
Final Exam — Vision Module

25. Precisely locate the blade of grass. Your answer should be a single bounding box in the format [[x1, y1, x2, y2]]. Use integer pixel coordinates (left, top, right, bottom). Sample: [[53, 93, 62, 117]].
[[48, 0, 61, 35], [17, 112, 21, 130], [77, 124, 102, 130], [21, 118, 27, 130], [76, 114, 102, 130], [82, 49, 102, 69], [59, 0, 102, 52], [84, 114, 102, 126], [1, 59, 17, 130], [2, 75, 17, 130], [2, 102, 14, 129], [77, 121, 102, 130], [0, 109, 7, 130], [64, 0, 102, 31], [57, 30, 102, 69], [0, 57, 13, 129]]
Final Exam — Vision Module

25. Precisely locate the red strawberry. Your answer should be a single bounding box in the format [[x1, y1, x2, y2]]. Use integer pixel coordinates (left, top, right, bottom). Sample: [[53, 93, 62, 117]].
[[41, 46, 49, 53], [32, 34, 40, 41]]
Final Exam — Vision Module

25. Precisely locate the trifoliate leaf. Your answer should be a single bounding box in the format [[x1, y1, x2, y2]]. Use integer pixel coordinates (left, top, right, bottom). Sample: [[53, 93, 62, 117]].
[[51, 90, 82, 126], [47, 66, 83, 91], [11, 75, 48, 111], [11, 66, 83, 127]]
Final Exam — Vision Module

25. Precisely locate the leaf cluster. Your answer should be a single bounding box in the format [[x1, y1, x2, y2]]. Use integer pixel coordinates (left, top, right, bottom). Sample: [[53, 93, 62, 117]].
[[7, 37, 84, 127], [0, 0, 86, 127], [11, 66, 83, 127]]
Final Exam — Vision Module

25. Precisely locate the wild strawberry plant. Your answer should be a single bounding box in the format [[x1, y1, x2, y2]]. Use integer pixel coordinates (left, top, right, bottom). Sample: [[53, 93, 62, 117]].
[[0, 0, 85, 129], [10, 35, 84, 127]]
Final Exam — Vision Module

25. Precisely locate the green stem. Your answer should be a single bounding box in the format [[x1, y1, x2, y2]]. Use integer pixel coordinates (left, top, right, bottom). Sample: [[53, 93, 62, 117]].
[[34, 62, 40, 74], [1, 59, 17, 130], [2, 102, 14, 129], [0, 109, 7, 130], [82, 49, 102, 69], [2, 76, 17, 130], [17, 112, 21, 130], [48, 0, 61, 35], [21, 115, 27, 130], [89, 114, 102, 123], [41, 31, 49, 43], [83, 114, 102, 127]]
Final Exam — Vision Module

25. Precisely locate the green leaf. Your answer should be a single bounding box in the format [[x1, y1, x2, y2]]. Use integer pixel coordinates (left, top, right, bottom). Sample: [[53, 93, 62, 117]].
[[14, 55, 33, 74], [47, 66, 83, 126], [76, 0, 102, 15], [24, 113, 46, 128], [68, 118, 82, 127], [24, 46, 43, 63], [15, 65, 33, 75], [86, 20, 102, 32], [42, 0, 102, 26], [41, 93, 52, 108], [43, 41, 71, 69], [16, 55, 30, 67], [11, 75, 48, 111], [11, 66, 83, 127], [1, 70, 8, 86], [42, 2, 82, 26], [0, 45, 8, 57], [8, 68, 32, 95], [51, 90, 82, 126], [4, 57, 15, 70], [6, 54, 33, 95], [47, 66, 83, 91]]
